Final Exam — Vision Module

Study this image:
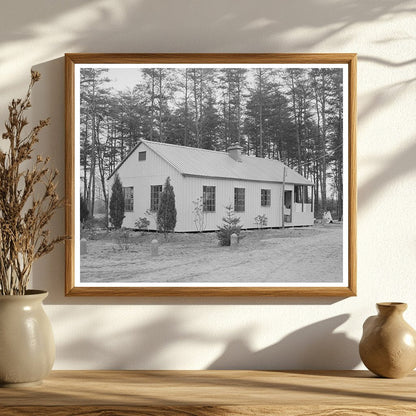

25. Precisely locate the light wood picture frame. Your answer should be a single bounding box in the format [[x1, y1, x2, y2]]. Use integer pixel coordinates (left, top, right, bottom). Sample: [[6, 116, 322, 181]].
[[65, 53, 356, 296]]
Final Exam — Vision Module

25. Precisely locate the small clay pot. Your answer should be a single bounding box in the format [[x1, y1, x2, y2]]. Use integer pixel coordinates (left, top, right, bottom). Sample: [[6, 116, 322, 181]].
[[359, 302, 416, 378]]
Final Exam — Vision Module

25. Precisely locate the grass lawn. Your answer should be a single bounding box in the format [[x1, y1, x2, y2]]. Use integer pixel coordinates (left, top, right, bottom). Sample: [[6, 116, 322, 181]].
[[80, 224, 343, 284]]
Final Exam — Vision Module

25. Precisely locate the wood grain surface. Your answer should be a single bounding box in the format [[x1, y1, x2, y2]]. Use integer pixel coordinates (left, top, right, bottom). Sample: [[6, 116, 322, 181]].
[[1, 370, 415, 415]]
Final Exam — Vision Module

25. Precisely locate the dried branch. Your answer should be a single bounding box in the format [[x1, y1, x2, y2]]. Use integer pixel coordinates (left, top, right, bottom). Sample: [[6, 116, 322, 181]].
[[0, 71, 67, 295]]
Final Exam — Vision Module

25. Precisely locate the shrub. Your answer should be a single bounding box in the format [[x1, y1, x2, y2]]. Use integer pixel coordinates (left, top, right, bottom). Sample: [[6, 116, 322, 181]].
[[192, 196, 207, 232], [113, 228, 131, 251], [109, 174, 125, 229], [135, 217, 150, 230], [254, 214, 268, 229], [216, 205, 242, 246], [157, 177, 177, 237]]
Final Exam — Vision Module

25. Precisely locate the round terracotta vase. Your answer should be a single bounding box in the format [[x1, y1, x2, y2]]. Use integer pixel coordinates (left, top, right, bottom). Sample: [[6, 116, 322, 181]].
[[0, 290, 55, 387], [359, 302, 416, 378]]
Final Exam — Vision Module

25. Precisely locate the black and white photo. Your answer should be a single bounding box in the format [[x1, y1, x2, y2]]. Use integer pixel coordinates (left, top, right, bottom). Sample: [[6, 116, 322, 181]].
[[65, 54, 357, 296]]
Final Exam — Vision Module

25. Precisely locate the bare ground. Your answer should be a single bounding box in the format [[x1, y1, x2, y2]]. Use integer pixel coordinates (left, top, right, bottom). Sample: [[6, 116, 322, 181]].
[[80, 224, 343, 283]]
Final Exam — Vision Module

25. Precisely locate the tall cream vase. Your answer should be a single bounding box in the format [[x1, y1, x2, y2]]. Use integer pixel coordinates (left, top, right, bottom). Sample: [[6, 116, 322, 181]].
[[0, 290, 55, 387]]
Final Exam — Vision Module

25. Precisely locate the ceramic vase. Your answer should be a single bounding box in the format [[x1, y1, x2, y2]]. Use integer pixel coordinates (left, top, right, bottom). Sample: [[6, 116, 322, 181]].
[[0, 290, 55, 387], [359, 302, 416, 378]]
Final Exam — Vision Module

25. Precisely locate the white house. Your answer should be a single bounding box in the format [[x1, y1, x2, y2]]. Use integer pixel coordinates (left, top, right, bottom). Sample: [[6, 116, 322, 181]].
[[107, 140, 314, 232]]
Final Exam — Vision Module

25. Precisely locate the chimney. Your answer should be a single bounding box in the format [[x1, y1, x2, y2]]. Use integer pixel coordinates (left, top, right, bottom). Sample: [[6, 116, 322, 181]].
[[227, 144, 243, 162]]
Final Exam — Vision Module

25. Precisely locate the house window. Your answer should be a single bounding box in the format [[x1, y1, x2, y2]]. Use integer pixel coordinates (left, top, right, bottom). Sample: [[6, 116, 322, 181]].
[[261, 189, 271, 206], [234, 188, 245, 212], [304, 186, 312, 204], [138, 151, 146, 161], [203, 186, 216, 212], [294, 185, 303, 203], [295, 185, 312, 203], [294, 185, 313, 212], [123, 187, 134, 212], [150, 185, 163, 211]]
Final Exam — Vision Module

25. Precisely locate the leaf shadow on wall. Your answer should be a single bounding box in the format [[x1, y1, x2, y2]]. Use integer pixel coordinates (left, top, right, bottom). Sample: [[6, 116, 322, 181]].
[[0, 0, 413, 97], [1, 0, 413, 53], [356, 55, 416, 211], [358, 139, 416, 210], [54, 312, 215, 369], [207, 314, 360, 370], [53, 308, 359, 370]]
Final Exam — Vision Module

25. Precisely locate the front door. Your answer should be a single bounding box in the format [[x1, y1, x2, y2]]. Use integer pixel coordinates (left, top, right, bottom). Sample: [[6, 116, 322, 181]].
[[284, 190, 292, 223]]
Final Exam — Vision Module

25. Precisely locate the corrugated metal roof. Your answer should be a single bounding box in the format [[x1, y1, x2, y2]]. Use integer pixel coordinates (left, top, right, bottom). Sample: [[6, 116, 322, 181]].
[[141, 140, 313, 185]]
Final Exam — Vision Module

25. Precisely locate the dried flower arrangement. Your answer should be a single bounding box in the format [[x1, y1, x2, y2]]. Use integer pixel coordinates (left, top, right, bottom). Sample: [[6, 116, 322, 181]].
[[0, 71, 65, 295]]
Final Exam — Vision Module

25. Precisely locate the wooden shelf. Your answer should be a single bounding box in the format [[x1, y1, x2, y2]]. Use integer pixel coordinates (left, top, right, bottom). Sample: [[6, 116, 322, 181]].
[[1, 370, 415, 415]]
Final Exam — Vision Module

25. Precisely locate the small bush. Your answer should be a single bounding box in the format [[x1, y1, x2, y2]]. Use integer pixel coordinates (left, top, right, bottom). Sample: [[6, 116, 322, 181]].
[[135, 217, 150, 230], [254, 214, 268, 229], [192, 196, 207, 232], [113, 228, 131, 251], [216, 205, 242, 246]]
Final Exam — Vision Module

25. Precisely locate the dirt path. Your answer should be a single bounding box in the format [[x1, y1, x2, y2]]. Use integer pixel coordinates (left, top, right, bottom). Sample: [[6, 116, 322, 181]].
[[80, 224, 343, 284]]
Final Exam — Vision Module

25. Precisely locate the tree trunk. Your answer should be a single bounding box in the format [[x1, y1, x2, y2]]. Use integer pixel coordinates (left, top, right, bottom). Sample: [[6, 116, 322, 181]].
[[193, 69, 200, 147], [149, 69, 155, 140], [258, 69, 263, 158], [158, 68, 163, 142], [199, 70, 204, 148], [184, 69, 189, 146], [289, 71, 302, 171], [83, 115, 88, 200], [320, 71, 327, 212], [87, 75, 97, 216], [236, 73, 242, 145]]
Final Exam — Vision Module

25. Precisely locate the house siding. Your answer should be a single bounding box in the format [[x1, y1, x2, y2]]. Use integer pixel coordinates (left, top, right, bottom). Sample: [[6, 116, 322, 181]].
[[108, 142, 314, 232], [179, 176, 284, 231], [108, 142, 183, 230]]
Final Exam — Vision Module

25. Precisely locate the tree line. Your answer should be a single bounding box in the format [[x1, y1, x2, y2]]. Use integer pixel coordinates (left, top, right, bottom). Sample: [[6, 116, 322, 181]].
[[80, 66, 344, 221]]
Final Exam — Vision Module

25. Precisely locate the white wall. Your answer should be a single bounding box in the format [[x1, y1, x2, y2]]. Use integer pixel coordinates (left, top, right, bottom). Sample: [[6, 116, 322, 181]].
[[1, 0, 415, 370], [181, 177, 285, 231], [111, 142, 183, 229]]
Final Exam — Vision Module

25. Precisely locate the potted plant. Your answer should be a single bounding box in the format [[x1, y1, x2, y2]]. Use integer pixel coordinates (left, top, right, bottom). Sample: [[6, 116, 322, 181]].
[[0, 71, 65, 386]]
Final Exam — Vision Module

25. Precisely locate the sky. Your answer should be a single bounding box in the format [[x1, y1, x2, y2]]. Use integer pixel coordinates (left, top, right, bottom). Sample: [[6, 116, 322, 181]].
[[91, 63, 346, 94], [106, 68, 143, 92]]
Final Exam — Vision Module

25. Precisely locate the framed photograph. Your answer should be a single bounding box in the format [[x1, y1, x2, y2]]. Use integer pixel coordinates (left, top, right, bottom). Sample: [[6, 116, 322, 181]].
[[65, 53, 356, 296]]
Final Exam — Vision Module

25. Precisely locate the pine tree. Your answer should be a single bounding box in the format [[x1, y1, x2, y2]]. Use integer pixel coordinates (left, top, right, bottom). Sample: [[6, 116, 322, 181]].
[[216, 205, 242, 246], [157, 177, 177, 237], [79, 68, 110, 216], [109, 174, 125, 229], [200, 93, 220, 150], [218, 68, 247, 147]]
